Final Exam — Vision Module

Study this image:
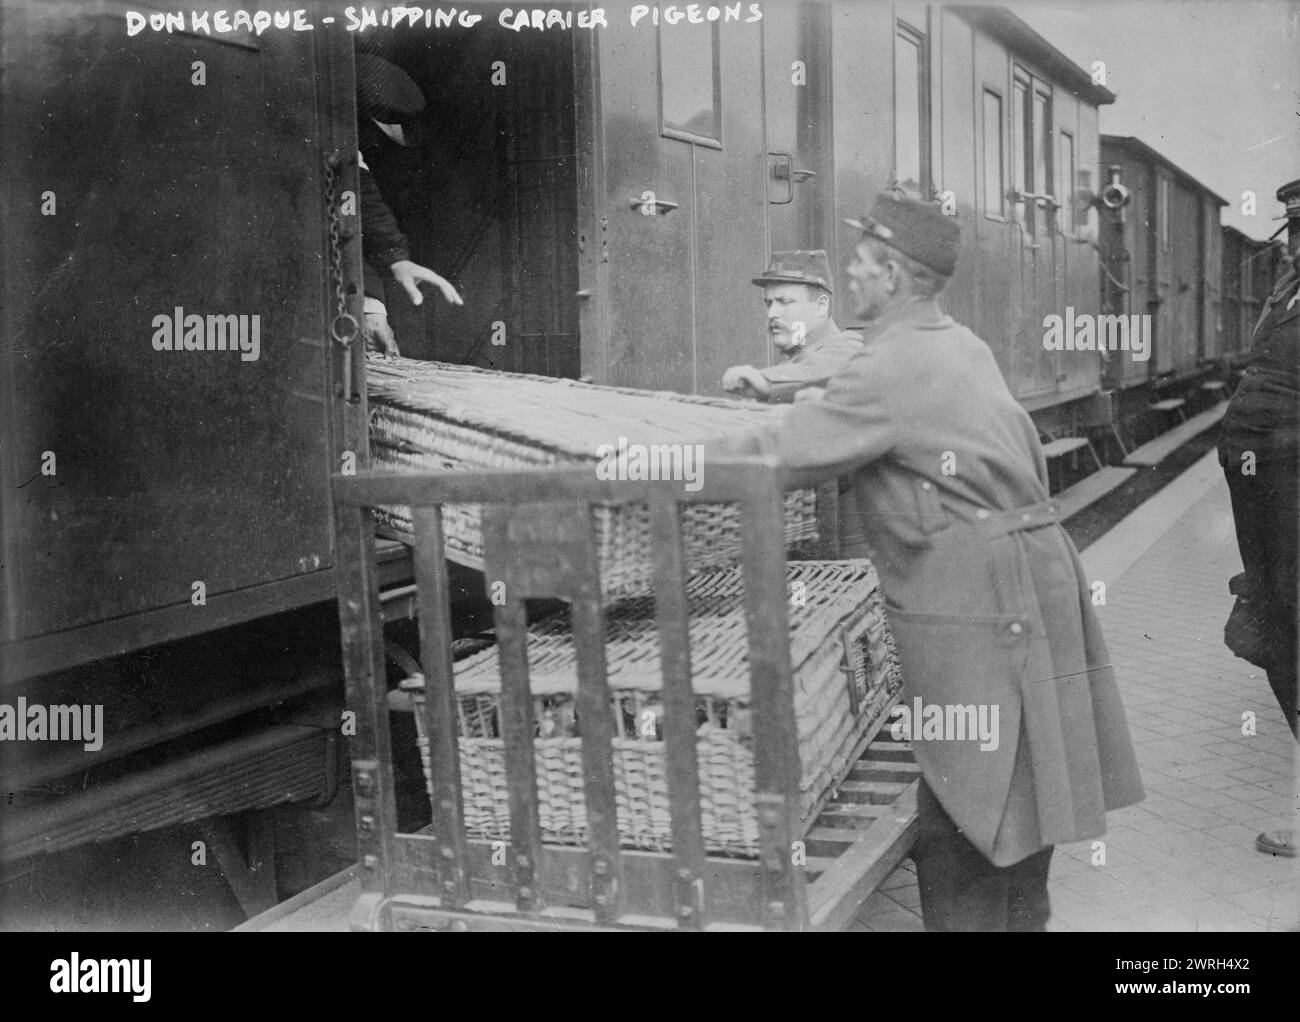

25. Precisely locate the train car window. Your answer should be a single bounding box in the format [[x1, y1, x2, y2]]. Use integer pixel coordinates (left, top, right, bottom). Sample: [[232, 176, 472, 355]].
[[1033, 88, 1052, 200], [982, 90, 1004, 219], [1012, 76, 1028, 195], [660, 22, 721, 146], [893, 23, 928, 195], [1060, 130, 1075, 232]]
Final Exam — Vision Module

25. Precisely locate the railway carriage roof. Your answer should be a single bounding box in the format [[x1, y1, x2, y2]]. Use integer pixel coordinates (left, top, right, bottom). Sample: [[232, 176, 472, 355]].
[[1101, 135, 1230, 207], [954, 6, 1116, 107]]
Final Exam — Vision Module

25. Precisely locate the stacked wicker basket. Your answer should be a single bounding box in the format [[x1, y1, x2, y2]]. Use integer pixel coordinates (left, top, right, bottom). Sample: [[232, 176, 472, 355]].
[[367, 356, 818, 598], [369, 357, 904, 859]]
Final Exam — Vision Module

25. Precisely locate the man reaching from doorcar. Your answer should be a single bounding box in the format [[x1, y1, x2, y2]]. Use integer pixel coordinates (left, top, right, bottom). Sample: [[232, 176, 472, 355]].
[[712, 192, 1145, 930], [721, 250, 863, 403], [356, 52, 462, 356]]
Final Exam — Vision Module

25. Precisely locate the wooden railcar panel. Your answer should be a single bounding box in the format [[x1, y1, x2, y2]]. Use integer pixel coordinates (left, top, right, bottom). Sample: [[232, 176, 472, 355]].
[[1101, 140, 1157, 390], [762, 2, 834, 264], [587, 13, 766, 395], [591, 22, 694, 392], [1011, 58, 1060, 402], [1221, 229, 1246, 359], [829, 2, 894, 291], [1201, 198, 1224, 362], [938, 11, 978, 333], [969, 25, 1017, 386], [1168, 180, 1204, 371], [2, 5, 337, 651], [1067, 100, 1104, 399], [1052, 90, 1100, 402], [692, 18, 768, 396]]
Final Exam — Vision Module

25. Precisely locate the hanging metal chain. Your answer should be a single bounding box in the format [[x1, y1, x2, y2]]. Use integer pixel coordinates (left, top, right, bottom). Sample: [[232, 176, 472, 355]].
[[323, 150, 360, 394]]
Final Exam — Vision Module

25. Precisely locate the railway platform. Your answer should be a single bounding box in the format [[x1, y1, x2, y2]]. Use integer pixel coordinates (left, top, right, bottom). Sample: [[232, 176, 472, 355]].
[[855, 451, 1300, 932]]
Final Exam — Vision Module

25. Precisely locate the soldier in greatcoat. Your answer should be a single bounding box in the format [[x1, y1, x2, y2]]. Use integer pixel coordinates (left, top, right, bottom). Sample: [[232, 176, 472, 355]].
[[1219, 178, 1299, 858], [718, 191, 1145, 930], [721, 250, 863, 403]]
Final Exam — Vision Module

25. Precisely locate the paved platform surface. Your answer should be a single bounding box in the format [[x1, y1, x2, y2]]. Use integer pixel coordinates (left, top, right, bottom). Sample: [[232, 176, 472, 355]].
[[854, 452, 1300, 931]]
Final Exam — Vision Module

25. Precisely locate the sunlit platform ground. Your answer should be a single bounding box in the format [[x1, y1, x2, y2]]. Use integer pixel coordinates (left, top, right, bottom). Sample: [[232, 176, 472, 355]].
[[855, 452, 1300, 932]]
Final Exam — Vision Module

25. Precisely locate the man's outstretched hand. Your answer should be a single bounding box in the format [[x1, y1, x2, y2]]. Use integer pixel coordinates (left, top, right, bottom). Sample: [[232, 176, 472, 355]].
[[390, 259, 464, 307], [721, 364, 772, 398]]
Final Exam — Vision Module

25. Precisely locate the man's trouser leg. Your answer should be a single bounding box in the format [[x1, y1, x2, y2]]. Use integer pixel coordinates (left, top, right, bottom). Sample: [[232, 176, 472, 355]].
[[912, 777, 1054, 932], [1224, 455, 1299, 737]]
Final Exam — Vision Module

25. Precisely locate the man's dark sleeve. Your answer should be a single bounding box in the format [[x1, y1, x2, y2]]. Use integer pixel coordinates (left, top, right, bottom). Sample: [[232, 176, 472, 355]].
[[359, 165, 411, 300]]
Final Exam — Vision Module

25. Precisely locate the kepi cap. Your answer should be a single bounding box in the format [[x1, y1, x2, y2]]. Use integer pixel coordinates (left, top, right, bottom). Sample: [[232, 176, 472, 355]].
[[751, 250, 835, 294], [356, 53, 425, 146], [1278, 179, 1300, 218], [845, 191, 961, 277]]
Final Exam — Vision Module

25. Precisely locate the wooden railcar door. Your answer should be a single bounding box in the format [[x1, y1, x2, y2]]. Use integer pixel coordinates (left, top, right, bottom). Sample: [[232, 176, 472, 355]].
[[762, 2, 834, 265], [577, 4, 767, 395], [1199, 196, 1223, 363], [1008, 65, 1062, 404], [1151, 169, 1177, 374], [1, 5, 357, 679], [1168, 182, 1202, 372]]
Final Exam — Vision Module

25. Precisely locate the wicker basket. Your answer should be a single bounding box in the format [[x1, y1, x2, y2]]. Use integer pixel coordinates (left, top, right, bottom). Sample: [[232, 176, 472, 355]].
[[398, 560, 904, 858], [366, 356, 819, 598]]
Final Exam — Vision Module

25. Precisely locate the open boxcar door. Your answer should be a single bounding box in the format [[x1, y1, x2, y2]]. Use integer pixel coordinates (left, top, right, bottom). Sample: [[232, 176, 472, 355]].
[[1, 5, 364, 682]]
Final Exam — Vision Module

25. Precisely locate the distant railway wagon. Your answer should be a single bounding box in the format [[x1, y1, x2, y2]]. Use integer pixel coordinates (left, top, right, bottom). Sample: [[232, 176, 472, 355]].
[[1097, 134, 1227, 390], [1222, 225, 1287, 366], [1, 1, 1124, 922]]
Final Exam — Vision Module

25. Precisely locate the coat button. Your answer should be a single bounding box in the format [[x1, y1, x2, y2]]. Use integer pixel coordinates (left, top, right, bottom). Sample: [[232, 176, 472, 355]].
[[976, 509, 990, 520], [1008, 622, 1024, 636], [921, 481, 932, 490], [1021, 512, 1032, 522]]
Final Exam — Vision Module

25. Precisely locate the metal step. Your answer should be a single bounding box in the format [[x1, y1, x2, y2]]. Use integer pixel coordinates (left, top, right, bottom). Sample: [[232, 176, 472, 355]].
[[834, 779, 912, 804], [1041, 436, 1091, 458], [863, 739, 914, 762], [846, 760, 921, 783]]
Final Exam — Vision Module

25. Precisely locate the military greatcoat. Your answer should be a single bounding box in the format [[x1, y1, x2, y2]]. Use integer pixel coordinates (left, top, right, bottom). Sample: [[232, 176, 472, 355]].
[[719, 297, 1144, 865]]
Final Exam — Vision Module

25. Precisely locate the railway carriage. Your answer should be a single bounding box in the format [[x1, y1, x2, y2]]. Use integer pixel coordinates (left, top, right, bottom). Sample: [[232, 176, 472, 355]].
[[1096, 134, 1230, 434], [1221, 224, 1287, 368], [3, 1, 1129, 928]]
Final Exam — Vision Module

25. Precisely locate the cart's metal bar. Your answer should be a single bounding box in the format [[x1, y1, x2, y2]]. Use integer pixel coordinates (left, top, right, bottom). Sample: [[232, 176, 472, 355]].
[[334, 505, 400, 905], [411, 506, 470, 906], [570, 590, 625, 924], [490, 594, 543, 913], [648, 496, 707, 929], [739, 466, 807, 931]]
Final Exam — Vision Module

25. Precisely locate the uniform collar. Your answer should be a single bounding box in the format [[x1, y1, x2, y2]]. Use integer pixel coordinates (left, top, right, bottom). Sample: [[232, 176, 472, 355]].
[[782, 322, 846, 361], [855, 297, 948, 341]]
